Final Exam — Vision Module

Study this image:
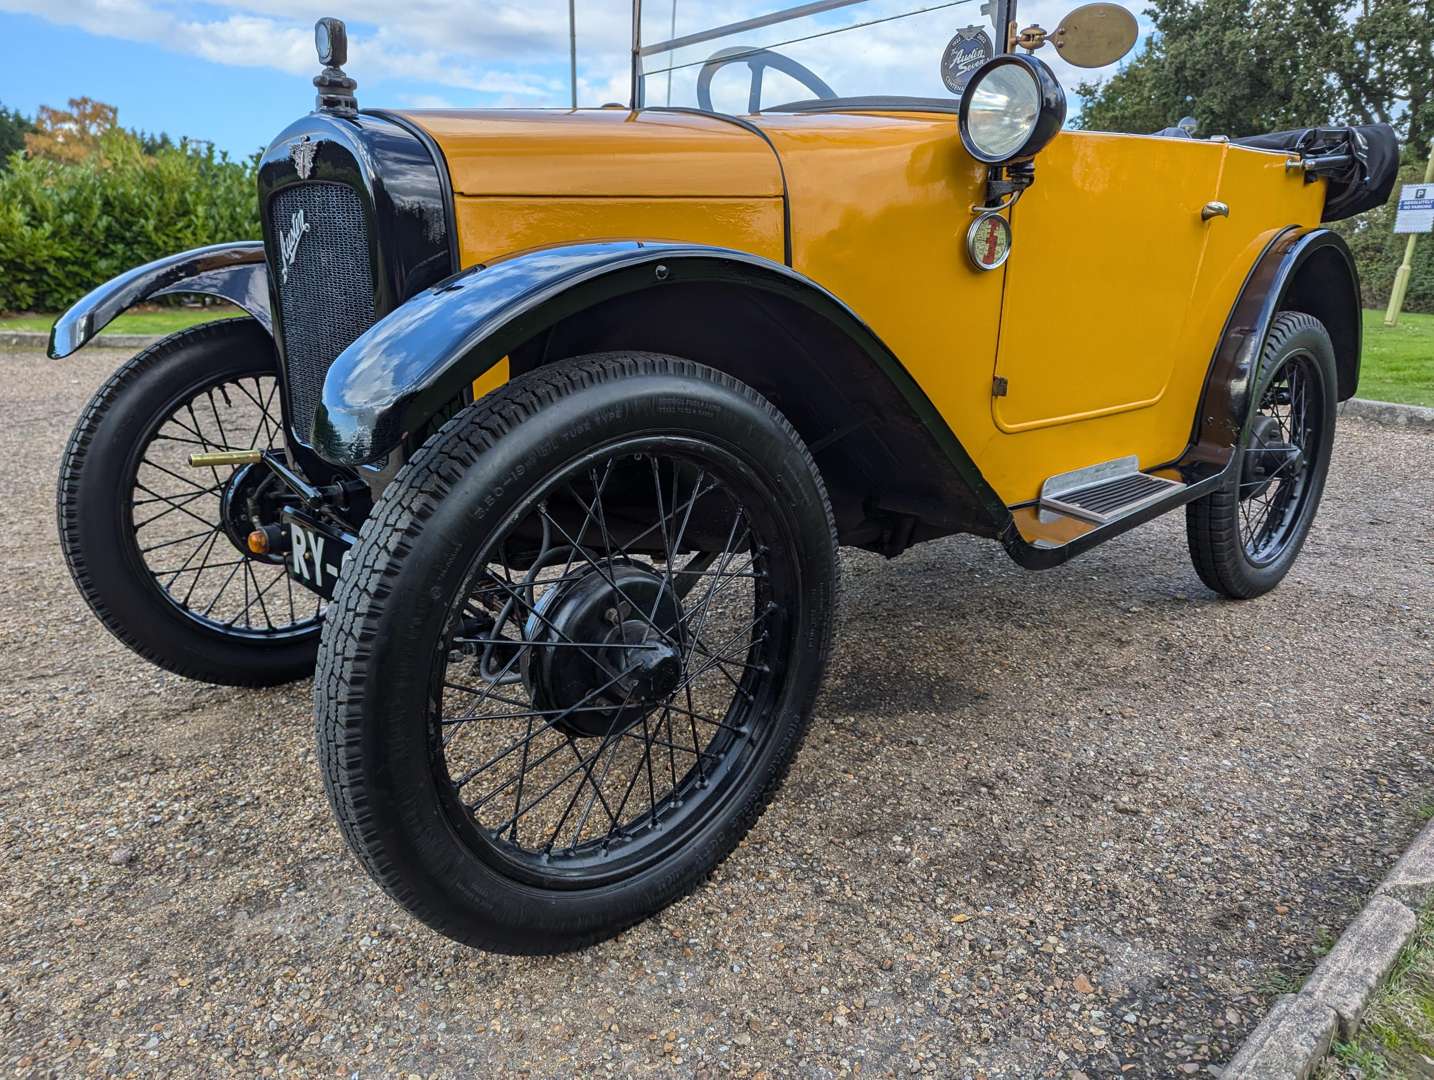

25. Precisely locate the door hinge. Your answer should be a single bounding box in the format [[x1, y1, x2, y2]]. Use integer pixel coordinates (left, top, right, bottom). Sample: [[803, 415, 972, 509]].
[[992, 376, 1009, 397]]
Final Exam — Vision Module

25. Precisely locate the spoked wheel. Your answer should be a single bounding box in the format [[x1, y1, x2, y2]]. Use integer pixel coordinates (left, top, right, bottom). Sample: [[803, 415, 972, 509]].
[[58, 319, 323, 685], [316, 354, 838, 953], [1187, 312, 1337, 599], [131, 367, 318, 637], [442, 446, 782, 887]]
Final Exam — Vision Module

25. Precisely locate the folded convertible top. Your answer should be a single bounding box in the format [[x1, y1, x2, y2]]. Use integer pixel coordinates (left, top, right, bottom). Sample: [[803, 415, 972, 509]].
[[1234, 124, 1400, 222]]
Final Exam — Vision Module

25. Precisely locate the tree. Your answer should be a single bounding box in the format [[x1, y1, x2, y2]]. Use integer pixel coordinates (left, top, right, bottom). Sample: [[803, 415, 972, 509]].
[[0, 102, 34, 171], [137, 131, 176, 155], [1076, 0, 1431, 151], [1335, 1, 1434, 155], [24, 96, 118, 163]]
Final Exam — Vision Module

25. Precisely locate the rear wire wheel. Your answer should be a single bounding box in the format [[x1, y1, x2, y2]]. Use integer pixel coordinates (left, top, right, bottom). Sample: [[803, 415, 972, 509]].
[[315, 354, 839, 953], [1186, 311, 1338, 599]]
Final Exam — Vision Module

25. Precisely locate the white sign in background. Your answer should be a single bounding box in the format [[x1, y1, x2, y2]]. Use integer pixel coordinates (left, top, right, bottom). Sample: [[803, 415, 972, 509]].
[[1394, 182, 1434, 234]]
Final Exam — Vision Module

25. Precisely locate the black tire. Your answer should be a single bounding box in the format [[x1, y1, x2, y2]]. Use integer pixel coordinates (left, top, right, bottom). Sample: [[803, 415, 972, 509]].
[[57, 318, 322, 686], [1186, 311, 1338, 599], [315, 353, 839, 954]]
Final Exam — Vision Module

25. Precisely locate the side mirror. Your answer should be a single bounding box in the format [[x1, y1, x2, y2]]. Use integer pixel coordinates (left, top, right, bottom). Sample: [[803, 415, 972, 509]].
[[1015, 3, 1140, 69], [1048, 3, 1139, 68]]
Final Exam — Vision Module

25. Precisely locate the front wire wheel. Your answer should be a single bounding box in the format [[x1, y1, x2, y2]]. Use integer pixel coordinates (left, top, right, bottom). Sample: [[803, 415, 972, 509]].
[[440, 442, 779, 883], [130, 368, 319, 638], [58, 319, 323, 685], [1186, 311, 1338, 598], [316, 354, 838, 953]]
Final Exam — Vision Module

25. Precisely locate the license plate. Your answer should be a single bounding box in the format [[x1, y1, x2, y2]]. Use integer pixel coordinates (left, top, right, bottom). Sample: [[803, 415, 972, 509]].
[[282, 510, 355, 601]]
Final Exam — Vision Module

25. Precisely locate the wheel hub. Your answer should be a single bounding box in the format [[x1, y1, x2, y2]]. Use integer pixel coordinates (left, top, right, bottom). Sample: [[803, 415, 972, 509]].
[[523, 563, 684, 738], [219, 461, 290, 563], [1241, 413, 1303, 500]]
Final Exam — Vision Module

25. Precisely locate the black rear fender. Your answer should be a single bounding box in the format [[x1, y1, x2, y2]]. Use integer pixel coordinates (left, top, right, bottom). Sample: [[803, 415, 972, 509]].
[[1188, 227, 1361, 484]]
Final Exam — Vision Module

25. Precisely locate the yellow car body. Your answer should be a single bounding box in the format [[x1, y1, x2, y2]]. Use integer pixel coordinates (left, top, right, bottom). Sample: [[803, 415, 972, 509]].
[[44, 6, 1390, 953], [411, 107, 1328, 508], [48, 15, 1368, 572]]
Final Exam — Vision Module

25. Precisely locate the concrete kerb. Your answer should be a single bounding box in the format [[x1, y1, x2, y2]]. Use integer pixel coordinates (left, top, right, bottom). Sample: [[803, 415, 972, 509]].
[[0, 331, 160, 351], [1222, 817, 1434, 1078]]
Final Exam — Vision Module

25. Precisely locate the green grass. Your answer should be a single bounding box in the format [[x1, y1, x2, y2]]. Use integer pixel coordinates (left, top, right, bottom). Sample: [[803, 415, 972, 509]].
[[1257, 968, 1310, 1000], [0, 305, 240, 336], [1319, 903, 1434, 1079], [2, 304, 1428, 406], [1361, 309, 1434, 408]]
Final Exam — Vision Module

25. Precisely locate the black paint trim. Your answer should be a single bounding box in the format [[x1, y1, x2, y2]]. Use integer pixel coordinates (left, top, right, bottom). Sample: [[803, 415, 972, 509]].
[[362, 108, 462, 271], [764, 95, 962, 115], [257, 110, 456, 447], [48, 242, 270, 359], [1182, 227, 1359, 480]]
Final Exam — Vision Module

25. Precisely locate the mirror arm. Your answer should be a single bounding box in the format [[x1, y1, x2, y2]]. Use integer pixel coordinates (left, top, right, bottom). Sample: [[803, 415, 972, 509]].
[[988, 0, 1020, 53], [1015, 24, 1047, 50]]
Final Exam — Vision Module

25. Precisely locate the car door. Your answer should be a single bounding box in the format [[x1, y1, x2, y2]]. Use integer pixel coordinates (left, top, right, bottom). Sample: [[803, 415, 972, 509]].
[[991, 131, 1227, 432]]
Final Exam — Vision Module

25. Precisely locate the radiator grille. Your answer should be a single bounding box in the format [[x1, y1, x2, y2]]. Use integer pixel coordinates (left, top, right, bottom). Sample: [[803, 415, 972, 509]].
[[269, 183, 375, 439]]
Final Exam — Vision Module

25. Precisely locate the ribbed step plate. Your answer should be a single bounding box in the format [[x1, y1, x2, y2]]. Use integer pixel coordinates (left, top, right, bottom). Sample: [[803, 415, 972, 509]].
[[1040, 456, 1185, 525]]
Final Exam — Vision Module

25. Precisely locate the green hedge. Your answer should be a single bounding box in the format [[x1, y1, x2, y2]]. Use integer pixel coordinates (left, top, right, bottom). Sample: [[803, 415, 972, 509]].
[[1333, 161, 1434, 315], [0, 130, 258, 313], [0, 121, 1425, 317]]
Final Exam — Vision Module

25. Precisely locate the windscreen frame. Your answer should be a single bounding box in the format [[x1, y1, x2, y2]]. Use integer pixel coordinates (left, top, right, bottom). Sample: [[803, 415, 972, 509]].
[[628, 0, 1020, 109]]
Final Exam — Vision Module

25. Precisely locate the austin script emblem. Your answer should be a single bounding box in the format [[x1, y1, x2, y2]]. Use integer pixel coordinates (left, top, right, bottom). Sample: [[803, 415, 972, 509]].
[[278, 209, 310, 285], [290, 136, 317, 180]]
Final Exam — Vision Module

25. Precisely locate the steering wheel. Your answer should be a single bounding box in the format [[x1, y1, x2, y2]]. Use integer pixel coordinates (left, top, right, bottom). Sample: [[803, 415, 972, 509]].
[[695, 46, 837, 114]]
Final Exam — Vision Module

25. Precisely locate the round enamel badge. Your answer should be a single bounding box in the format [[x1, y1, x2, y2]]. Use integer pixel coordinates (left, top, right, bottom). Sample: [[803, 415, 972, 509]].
[[966, 212, 1012, 271], [941, 26, 994, 92]]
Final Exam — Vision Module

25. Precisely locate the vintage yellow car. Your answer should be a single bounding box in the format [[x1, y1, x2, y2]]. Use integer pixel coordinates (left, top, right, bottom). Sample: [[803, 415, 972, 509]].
[[50, 1, 1396, 953]]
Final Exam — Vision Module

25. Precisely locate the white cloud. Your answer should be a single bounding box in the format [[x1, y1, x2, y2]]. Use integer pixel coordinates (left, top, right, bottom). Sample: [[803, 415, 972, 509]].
[[0, 0, 1148, 113], [399, 92, 461, 109], [0, 0, 631, 102]]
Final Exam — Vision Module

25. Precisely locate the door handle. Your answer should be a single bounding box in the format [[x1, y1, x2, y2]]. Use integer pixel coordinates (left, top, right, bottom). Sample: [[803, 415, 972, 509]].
[[1201, 201, 1230, 221]]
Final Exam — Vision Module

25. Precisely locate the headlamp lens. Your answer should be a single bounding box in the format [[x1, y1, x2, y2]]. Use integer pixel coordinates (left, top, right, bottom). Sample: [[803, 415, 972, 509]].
[[965, 63, 1041, 161]]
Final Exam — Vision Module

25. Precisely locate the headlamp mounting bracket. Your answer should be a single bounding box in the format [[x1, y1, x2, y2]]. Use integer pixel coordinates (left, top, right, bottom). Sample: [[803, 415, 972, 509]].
[[973, 161, 1036, 214]]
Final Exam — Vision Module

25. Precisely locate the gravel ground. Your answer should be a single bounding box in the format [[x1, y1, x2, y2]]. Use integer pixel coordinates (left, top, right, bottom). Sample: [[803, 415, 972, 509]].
[[1, 343, 1430, 1079]]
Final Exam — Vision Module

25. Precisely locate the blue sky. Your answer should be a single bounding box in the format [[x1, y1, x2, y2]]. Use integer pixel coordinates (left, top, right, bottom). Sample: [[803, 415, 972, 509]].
[[0, 0, 632, 157], [0, 1, 1142, 159], [2, 12, 322, 158]]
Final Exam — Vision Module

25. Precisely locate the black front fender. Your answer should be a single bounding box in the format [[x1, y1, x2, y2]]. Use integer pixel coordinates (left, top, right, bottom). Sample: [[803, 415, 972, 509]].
[[311, 242, 1005, 540], [313, 241, 742, 463], [48, 242, 270, 359]]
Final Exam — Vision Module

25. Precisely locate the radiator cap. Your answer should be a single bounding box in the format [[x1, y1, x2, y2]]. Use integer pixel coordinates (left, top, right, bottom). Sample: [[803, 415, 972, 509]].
[[313, 17, 358, 117]]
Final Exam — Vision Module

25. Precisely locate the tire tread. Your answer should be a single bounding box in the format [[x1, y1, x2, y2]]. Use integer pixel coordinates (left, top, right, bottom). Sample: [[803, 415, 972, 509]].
[[1186, 311, 1334, 599], [314, 352, 838, 952]]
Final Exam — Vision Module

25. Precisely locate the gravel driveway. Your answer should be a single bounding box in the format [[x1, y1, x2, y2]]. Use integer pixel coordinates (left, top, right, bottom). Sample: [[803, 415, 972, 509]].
[[2, 342, 1430, 1079]]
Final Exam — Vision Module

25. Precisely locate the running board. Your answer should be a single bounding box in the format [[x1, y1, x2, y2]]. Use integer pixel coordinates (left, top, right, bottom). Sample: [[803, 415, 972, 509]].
[[1004, 462, 1224, 570], [1039, 456, 1186, 525]]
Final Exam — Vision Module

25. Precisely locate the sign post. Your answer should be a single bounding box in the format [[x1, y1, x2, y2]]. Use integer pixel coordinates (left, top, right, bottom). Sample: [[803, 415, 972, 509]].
[[1385, 140, 1434, 327]]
